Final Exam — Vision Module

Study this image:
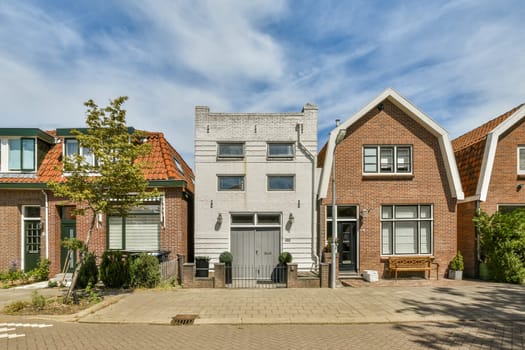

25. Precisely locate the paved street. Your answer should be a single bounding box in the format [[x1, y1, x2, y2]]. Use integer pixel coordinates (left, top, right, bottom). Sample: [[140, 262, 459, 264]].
[[0, 279, 524, 349], [0, 319, 524, 350]]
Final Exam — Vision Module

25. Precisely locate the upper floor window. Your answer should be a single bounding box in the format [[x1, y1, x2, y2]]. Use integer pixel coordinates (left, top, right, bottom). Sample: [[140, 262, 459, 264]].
[[267, 143, 294, 159], [218, 175, 245, 191], [8, 138, 35, 171], [267, 175, 295, 191], [217, 143, 244, 159], [174, 157, 184, 175], [64, 138, 96, 167], [363, 145, 412, 174], [518, 146, 525, 175]]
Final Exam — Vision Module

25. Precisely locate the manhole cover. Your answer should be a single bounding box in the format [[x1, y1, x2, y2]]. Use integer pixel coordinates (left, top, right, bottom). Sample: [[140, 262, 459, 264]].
[[171, 314, 198, 326]]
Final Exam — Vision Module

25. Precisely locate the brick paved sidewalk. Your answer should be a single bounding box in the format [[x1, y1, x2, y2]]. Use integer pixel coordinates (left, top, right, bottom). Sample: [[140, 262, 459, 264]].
[[72, 279, 524, 326]]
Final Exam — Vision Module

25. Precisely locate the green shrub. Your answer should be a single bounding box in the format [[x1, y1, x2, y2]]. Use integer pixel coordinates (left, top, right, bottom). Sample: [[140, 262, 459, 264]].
[[77, 253, 99, 289], [450, 251, 464, 271], [219, 251, 233, 264], [4, 301, 29, 313], [99, 251, 129, 288], [28, 259, 50, 282], [129, 253, 160, 288], [475, 210, 525, 284], [279, 252, 293, 264], [31, 291, 46, 310]]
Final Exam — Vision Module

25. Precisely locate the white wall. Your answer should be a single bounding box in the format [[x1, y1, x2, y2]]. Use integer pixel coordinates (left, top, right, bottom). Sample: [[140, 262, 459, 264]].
[[194, 105, 318, 270]]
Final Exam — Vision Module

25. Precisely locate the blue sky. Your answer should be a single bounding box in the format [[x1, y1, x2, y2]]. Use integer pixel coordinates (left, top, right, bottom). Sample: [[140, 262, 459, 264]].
[[1, 1, 525, 165]]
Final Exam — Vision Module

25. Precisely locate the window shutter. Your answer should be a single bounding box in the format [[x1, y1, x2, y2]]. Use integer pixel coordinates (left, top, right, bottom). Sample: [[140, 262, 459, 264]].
[[125, 214, 160, 251]]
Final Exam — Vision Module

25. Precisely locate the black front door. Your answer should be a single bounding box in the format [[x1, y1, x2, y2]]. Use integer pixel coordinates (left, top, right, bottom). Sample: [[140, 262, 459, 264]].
[[338, 221, 357, 272]]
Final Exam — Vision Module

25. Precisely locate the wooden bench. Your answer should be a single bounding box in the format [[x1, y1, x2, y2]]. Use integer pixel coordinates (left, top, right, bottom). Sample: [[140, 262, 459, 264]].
[[388, 256, 439, 280]]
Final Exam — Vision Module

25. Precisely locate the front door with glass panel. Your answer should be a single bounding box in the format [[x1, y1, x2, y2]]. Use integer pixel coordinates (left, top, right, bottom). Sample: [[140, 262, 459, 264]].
[[23, 206, 42, 272], [60, 206, 77, 273], [338, 222, 357, 272]]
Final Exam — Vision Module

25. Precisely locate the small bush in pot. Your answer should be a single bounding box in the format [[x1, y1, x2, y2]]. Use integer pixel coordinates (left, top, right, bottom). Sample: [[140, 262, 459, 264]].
[[278, 252, 293, 265], [449, 251, 464, 280]]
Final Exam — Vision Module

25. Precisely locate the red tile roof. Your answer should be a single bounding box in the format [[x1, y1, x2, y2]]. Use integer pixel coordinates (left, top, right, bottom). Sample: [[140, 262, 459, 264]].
[[1, 130, 194, 193], [452, 104, 524, 197]]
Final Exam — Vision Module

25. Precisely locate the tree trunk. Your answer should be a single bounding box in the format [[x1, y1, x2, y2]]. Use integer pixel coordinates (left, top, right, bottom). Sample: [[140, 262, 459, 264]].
[[65, 209, 96, 303]]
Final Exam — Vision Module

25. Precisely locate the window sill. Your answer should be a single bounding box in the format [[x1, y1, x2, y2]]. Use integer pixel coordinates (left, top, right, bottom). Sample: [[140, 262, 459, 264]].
[[517, 174, 525, 180], [362, 174, 414, 180]]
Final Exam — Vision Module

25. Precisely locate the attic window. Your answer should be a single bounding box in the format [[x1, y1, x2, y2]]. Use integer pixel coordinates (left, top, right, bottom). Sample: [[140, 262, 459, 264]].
[[174, 157, 184, 175], [518, 147, 525, 174]]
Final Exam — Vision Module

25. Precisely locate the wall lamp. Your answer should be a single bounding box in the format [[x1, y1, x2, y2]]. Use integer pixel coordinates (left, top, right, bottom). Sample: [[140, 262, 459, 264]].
[[288, 213, 295, 224], [518, 184, 523, 192], [360, 208, 371, 218], [217, 213, 223, 225], [377, 103, 384, 111]]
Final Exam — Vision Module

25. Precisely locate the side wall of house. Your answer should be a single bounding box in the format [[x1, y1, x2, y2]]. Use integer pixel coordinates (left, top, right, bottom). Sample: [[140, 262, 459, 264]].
[[457, 200, 477, 277], [0, 189, 44, 272], [161, 187, 189, 260], [320, 100, 457, 278]]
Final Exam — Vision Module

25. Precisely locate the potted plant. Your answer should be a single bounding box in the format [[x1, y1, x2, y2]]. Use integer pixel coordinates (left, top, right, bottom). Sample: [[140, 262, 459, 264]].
[[276, 252, 293, 283], [448, 251, 464, 280], [195, 256, 210, 278], [219, 251, 233, 284]]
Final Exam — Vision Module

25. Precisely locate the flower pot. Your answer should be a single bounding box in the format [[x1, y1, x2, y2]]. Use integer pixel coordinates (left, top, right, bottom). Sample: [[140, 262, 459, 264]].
[[448, 270, 463, 280], [479, 262, 490, 281]]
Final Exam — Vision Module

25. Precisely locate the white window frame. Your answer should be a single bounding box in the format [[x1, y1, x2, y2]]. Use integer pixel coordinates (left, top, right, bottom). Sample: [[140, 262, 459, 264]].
[[217, 143, 244, 160], [230, 212, 282, 227], [363, 145, 412, 175], [325, 205, 358, 244], [267, 175, 295, 191], [21, 205, 42, 270], [518, 146, 525, 175], [267, 143, 295, 160], [63, 138, 97, 167], [108, 204, 161, 251], [380, 204, 433, 256], [497, 204, 525, 214], [218, 175, 245, 191]]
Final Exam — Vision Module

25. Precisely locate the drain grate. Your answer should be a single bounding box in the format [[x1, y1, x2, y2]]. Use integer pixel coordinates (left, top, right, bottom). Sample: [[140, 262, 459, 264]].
[[171, 314, 198, 326]]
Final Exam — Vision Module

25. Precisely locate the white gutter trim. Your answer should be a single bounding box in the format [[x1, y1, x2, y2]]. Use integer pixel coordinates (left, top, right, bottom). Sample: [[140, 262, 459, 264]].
[[476, 106, 525, 202]]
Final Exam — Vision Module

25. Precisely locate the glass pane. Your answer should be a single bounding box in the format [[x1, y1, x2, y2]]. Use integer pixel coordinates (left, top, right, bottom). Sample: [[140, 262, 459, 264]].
[[257, 213, 281, 224], [394, 221, 417, 254], [395, 206, 418, 219], [380, 148, 394, 172], [338, 206, 357, 219], [267, 176, 294, 190], [396, 147, 411, 173], [24, 207, 40, 218], [64, 139, 78, 157], [499, 205, 525, 214], [125, 214, 159, 251], [420, 221, 431, 254], [420, 205, 432, 219], [326, 221, 333, 242], [326, 206, 333, 219], [363, 147, 377, 173], [231, 214, 254, 225], [268, 143, 294, 157], [381, 222, 392, 255], [22, 139, 35, 170], [8, 139, 21, 170], [219, 176, 244, 190], [82, 147, 95, 166], [382, 206, 393, 219], [520, 148, 525, 171], [218, 143, 243, 157], [174, 158, 184, 174]]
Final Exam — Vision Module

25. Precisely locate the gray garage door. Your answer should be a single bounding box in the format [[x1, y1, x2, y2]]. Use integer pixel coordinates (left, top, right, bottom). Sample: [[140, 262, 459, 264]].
[[231, 227, 280, 280]]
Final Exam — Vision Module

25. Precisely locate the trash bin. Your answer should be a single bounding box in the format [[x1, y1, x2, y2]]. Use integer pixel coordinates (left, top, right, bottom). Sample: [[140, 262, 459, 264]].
[[195, 256, 210, 277]]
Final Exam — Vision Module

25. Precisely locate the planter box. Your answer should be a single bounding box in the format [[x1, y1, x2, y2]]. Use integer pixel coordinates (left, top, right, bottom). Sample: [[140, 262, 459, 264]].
[[362, 270, 378, 282], [448, 270, 463, 280]]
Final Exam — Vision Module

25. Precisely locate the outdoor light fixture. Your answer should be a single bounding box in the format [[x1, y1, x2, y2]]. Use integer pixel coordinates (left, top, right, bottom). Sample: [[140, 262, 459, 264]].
[[360, 208, 371, 218], [217, 213, 223, 225], [518, 184, 523, 191], [288, 213, 295, 224], [377, 103, 384, 111]]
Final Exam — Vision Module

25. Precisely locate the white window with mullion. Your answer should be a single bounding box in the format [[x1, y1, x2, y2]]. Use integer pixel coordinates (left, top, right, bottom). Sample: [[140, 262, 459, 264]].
[[381, 204, 433, 256], [363, 145, 412, 174], [518, 146, 525, 175]]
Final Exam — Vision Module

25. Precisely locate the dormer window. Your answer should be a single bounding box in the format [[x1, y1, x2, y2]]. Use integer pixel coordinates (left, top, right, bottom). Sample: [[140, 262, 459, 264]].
[[8, 138, 35, 171], [64, 138, 96, 166]]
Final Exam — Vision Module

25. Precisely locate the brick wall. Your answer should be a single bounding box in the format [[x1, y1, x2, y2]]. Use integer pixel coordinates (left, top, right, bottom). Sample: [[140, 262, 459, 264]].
[[320, 100, 457, 278], [457, 201, 477, 277], [0, 189, 44, 271]]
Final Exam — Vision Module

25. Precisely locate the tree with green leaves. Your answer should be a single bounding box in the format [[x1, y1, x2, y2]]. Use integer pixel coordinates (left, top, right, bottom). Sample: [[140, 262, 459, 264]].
[[49, 96, 157, 301], [474, 209, 525, 284]]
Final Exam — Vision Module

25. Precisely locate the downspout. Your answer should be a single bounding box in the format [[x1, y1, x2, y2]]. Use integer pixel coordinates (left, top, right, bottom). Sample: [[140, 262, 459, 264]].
[[475, 200, 481, 270], [296, 122, 319, 270], [42, 190, 49, 259]]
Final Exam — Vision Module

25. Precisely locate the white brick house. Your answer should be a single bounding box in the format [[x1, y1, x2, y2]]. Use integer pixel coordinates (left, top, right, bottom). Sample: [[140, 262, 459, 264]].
[[194, 104, 318, 274]]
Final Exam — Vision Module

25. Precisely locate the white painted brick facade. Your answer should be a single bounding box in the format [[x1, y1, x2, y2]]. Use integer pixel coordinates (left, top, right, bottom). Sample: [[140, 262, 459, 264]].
[[194, 105, 318, 270]]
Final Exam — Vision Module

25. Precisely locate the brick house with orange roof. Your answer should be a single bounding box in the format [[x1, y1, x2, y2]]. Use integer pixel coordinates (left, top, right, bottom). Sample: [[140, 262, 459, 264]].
[[317, 88, 464, 279], [453, 103, 525, 277], [0, 128, 193, 276]]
